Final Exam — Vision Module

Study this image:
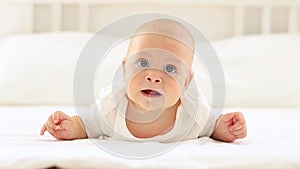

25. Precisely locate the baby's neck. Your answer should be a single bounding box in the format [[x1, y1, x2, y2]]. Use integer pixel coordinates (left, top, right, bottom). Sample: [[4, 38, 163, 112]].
[[125, 99, 180, 138], [126, 98, 180, 124]]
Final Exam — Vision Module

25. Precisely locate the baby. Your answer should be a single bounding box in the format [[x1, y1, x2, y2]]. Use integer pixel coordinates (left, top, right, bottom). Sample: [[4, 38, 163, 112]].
[[40, 19, 247, 143]]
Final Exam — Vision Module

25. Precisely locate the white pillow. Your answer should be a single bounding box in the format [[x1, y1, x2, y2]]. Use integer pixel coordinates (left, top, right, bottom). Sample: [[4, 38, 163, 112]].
[[0, 32, 299, 106], [0, 32, 92, 105], [212, 34, 300, 106]]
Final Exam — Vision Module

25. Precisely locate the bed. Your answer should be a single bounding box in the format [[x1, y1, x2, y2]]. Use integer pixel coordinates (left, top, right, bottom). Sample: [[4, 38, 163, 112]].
[[1, 0, 300, 168], [1, 106, 300, 168]]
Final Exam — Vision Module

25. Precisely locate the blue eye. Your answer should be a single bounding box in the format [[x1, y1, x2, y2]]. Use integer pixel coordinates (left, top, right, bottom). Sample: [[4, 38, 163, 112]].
[[164, 64, 176, 73], [137, 59, 149, 68]]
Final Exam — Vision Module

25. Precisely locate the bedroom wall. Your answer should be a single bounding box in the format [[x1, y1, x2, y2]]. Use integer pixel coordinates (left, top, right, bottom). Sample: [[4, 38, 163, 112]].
[[1, 0, 300, 40], [0, 4, 30, 39]]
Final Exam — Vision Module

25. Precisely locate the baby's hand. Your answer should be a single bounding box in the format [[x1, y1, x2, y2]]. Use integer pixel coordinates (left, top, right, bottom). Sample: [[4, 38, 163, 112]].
[[211, 112, 247, 142], [40, 111, 74, 140]]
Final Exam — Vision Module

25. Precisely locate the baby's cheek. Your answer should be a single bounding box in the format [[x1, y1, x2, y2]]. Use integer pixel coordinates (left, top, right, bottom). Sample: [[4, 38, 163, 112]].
[[165, 78, 181, 105], [168, 75, 185, 91], [123, 68, 140, 88], [126, 74, 140, 92]]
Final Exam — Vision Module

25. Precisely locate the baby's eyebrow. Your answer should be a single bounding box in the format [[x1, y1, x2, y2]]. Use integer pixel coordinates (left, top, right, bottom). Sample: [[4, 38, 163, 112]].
[[132, 52, 150, 59], [136, 51, 151, 57], [165, 57, 181, 63], [136, 51, 180, 61], [133, 51, 186, 67]]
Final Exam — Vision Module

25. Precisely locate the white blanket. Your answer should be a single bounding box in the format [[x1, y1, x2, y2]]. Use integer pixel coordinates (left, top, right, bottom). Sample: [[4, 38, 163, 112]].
[[0, 106, 299, 169]]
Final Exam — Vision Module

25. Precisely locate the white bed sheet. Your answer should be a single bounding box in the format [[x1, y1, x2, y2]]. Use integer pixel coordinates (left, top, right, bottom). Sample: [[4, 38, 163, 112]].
[[0, 106, 299, 169]]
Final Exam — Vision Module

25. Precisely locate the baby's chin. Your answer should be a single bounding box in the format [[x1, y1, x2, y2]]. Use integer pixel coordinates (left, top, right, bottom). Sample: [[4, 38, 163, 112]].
[[127, 97, 165, 112], [134, 101, 166, 112]]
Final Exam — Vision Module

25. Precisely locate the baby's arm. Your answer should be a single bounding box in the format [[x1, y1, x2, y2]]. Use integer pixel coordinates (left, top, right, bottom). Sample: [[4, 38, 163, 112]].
[[211, 112, 247, 142], [40, 111, 87, 140]]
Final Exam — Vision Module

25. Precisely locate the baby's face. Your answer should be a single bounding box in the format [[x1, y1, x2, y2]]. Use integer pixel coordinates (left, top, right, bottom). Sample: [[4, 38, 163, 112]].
[[123, 34, 194, 112]]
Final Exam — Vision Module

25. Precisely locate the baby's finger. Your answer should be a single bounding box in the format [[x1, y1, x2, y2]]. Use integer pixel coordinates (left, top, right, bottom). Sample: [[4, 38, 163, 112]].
[[232, 126, 246, 135], [52, 111, 70, 124], [47, 120, 61, 131], [40, 124, 46, 135], [51, 120, 72, 140], [47, 116, 57, 129], [45, 122, 55, 136], [234, 112, 245, 123], [231, 121, 245, 131], [235, 130, 247, 138], [52, 111, 61, 124], [222, 113, 235, 123]]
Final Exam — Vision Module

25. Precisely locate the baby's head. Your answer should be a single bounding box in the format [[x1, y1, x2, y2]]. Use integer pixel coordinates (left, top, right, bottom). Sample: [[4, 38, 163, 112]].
[[122, 19, 195, 112]]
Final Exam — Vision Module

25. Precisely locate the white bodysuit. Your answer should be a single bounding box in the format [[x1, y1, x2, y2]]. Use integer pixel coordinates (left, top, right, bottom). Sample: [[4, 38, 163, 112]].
[[79, 80, 220, 143]]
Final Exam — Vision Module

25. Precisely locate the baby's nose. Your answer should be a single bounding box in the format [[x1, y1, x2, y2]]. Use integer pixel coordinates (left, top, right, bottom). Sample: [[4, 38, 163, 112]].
[[145, 74, 162, 83]]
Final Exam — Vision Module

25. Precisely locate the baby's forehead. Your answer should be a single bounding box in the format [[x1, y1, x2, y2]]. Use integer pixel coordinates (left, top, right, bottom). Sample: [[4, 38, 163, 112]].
[[127, 34, 194, 67], [130, 33, 193, 52], [133, 19, 195, 50]]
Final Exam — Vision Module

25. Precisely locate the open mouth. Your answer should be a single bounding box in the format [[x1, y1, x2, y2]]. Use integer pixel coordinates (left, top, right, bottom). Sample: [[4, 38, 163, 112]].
[[141, 89, 162, 98]]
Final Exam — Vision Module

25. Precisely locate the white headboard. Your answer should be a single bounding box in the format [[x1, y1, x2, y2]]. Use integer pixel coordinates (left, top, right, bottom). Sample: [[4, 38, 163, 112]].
[[0, 0, 300, 40]]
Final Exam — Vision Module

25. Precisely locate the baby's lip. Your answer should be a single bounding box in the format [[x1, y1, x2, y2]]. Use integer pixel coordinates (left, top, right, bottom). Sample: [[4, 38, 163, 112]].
[[141, 89, 162, 98]]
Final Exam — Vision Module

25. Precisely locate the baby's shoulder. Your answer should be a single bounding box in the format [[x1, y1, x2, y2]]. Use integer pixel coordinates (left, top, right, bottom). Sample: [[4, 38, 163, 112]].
[[99, 85, 113, 98], [97, 85, 127, 111]]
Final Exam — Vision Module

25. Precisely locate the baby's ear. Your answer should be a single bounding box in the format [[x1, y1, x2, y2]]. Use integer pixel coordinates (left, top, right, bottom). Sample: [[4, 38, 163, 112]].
[[183, 71, 194, 91], [122, 58, 126, 74], [122, 58, 126, 66]]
